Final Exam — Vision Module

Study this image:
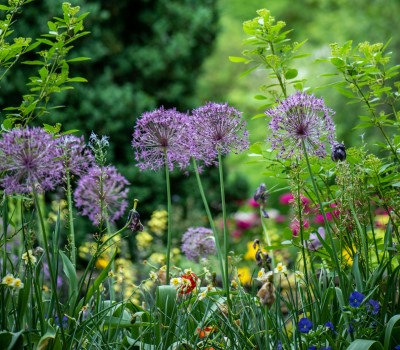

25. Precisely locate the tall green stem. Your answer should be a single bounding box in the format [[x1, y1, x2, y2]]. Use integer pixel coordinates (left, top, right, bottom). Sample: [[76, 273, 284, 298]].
[[217, 150, 231, 307], [301, 140, 343, 287], [192, 158, 225, 290], [165, 155, 172, 285], [32, 189, 67, 349], [65, 170, 76, 266]]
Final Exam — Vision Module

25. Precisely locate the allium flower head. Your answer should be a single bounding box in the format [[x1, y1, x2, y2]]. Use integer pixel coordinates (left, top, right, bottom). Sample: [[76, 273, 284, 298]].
[[181, 227, 217, 263], [0, 127, 63, 194], [132, 107, 192, 171], [57, 134, 94, 177], [298, 317, 313, 333], [190, 102, 249, 165], [349, 290, 365, 307], [266, 91, 336, 159], [74, 165, 129, 225]]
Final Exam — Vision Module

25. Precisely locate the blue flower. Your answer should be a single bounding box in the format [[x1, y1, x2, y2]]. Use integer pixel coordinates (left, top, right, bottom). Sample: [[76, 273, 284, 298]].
[[349, 291, 365, 307], [394, 346, 400, 350], [298, 317, 313, 333], [347, 322, 354, 334], [276, 341, 282, 350], [367, 299, 380, 315], [308, 347, 317, 350], [324, 321, 337, 334]]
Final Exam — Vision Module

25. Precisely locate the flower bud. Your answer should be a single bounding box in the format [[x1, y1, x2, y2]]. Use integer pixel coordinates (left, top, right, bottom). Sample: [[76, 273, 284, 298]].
[[331, 142, 346, 162]]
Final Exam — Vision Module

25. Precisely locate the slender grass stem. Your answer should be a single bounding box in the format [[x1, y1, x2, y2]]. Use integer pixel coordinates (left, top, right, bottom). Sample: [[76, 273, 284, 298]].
[[165, 155, 172, 285], [32, 189, 67, 349], [65, 170, 76, 267], [301, 140, 343, 288], [217, 150, 232, 311], [192, 158, 225, 290]]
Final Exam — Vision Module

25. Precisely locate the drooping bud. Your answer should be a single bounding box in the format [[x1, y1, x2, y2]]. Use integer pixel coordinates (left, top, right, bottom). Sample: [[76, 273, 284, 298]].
[[331, 142, 346, 162]]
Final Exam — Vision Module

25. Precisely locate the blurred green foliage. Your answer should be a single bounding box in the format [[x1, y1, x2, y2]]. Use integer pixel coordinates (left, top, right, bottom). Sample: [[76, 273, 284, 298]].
[[0, 0, 224, 218], [196, 0, 400, 190]]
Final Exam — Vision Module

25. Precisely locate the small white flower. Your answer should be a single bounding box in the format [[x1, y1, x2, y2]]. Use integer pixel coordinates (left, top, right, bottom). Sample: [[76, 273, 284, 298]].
[[149, 271, 158, 281], [170, 277, 182, 288], [257, 268, 273, 282], [12, 278, 24, 289], [198, 290, 208, 301], [22, 249, 37, 265], [2, 274, 15, 286], [274, 262, 287, 274]]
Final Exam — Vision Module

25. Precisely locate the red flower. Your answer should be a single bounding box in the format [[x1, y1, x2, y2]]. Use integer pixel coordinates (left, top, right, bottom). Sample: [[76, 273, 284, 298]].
[[178, 272, 198, 295]]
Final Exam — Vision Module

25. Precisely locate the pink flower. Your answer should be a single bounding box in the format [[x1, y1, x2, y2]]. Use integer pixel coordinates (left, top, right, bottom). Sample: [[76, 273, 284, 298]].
[[280, 193, 294, 205], [290, 219, 309, 237]]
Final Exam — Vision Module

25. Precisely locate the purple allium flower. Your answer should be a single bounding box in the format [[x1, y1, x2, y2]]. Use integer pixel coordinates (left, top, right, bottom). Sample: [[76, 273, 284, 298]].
[[349, 291, 365, 307], [266, 91, 336, 159], [0, 127, 63, 194], [367, 299, 380, 315], [57, 135, 94, 177], [190, 102, 249, 165], [307, 227, 325, 251], [181, 227, 217, 262], [74, 166, 129, 225], [132, 107, 192, 171], [298, 317, 313, 333]]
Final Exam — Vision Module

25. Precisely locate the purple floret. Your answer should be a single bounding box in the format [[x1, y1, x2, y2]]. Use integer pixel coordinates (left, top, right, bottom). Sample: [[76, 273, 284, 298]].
[[0, 127, 63, 194], [132, 107, 192, 171], [74, 165, 129, 225], [181, 227, 217, 262], [266, 91, 336, 160], [190, 102, 249, 165], [56, 134, 94, 177]]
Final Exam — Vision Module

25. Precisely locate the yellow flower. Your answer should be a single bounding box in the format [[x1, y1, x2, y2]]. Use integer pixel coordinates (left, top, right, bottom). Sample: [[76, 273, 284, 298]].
[[136, 231, 153, 250], [198, 290, 208, 300], [96, 256, 110, 269], [148, 210, 168, 236], [2, 274, 15, 286], [22, 249, 37, 265], [243, 241, 268, 261], [237, 266, 252, 285], [341, 247, 354, 267], [274, 262, 287, 274]]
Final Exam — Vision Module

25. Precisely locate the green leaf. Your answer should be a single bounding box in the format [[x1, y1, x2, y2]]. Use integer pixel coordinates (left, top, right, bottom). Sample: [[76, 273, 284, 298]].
[[384, 314, 400, 350], [67, 77, 88, 83], [66, 56, 91, 63], [0, 331, 24, 350], [228, 56, 249, 63], [37, 323, 61, 350], [155, 286, 177, 348], [284, 68, 298, 79], [254, 94, 268, 100], [22, 60, 45, 66], [60, 251, 78, 314], [347, 339, 383, 350]]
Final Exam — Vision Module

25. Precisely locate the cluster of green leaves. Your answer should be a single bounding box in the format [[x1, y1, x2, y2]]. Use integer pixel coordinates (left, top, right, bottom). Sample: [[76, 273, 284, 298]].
[[323, 40, 400, 160], [229, 8, 308, 110], [2, 2, 89, 129]]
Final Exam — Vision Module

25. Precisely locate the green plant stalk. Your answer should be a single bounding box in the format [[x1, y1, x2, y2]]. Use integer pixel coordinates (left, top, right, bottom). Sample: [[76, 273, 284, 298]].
[[217, 150, 232, 310], [192, 158, 225, 290], [32, 189, 67, 349], [65, 169, 76, 267], [165, 154, 172, 285], [301, 140, 343, 287], [1, 195, 8, 329], [260, 209, 275, 269]]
